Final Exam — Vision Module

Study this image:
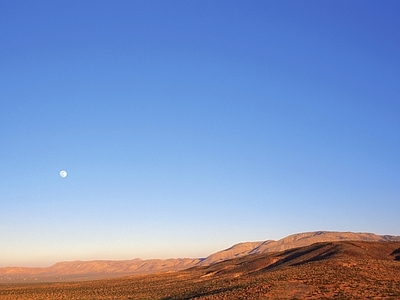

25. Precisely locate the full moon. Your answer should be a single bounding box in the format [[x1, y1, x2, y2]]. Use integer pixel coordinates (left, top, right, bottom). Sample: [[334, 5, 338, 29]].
[[60, 170, 67, 178]]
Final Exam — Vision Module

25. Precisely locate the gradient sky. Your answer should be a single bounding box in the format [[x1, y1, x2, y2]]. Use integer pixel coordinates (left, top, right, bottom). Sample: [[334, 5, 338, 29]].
[[1, 1, 399, 267]]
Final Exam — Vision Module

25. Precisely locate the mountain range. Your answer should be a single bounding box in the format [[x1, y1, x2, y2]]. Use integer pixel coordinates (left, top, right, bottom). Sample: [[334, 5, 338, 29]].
[[1, 231, 399, 282]]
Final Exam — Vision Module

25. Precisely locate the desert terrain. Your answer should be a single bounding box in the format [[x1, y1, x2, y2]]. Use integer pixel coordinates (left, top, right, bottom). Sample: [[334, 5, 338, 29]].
[[1, 231, 399, 283], [0, 238, 399, 299]]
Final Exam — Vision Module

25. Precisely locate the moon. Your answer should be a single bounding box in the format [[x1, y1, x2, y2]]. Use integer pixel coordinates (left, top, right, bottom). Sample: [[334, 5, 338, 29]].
[[60, 170, 68, 178]]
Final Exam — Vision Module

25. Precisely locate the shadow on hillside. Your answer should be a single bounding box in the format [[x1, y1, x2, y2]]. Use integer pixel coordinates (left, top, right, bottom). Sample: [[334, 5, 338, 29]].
[[262, 243, 338, 271], [391, 248, 400, 261]]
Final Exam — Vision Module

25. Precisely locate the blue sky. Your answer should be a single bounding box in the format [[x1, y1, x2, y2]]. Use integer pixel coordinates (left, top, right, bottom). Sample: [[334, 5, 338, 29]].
[[1, 0, 399, 267]]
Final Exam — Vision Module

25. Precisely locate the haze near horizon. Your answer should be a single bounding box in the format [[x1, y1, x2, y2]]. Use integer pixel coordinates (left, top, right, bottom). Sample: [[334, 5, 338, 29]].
[[1, 0, 399, 268]]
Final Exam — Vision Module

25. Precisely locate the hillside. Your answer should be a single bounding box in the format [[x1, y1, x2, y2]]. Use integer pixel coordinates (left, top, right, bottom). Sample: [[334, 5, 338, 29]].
[[198, 231, 400, 265]]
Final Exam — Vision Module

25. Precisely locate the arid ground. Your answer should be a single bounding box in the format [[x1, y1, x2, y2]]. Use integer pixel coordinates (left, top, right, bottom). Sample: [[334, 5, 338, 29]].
[[1, 241, 399, 299]]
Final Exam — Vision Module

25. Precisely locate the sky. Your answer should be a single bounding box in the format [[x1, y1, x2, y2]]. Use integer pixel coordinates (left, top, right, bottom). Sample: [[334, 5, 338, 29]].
[[1, 0, 399, 267]]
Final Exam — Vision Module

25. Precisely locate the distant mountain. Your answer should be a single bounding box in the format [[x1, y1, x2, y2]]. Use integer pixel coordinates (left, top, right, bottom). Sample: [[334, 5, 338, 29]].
[[1, 231, 399, 282], [0, 258, 200, 282]]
